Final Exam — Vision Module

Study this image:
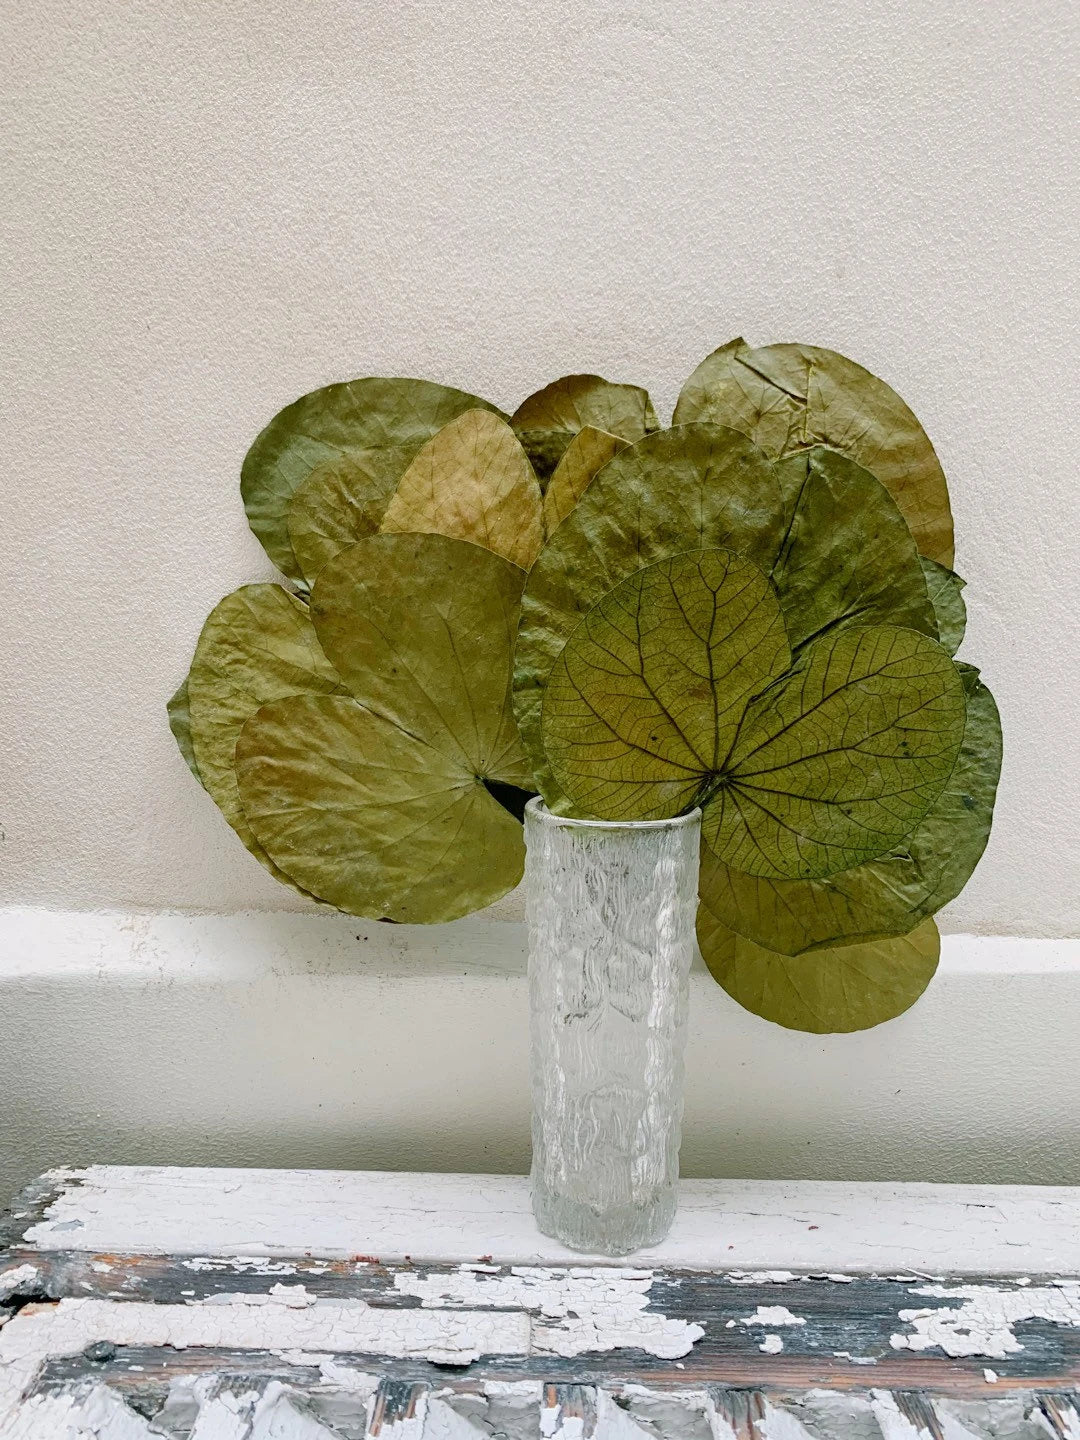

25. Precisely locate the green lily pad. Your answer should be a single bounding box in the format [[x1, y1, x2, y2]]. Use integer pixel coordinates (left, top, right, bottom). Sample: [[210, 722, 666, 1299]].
[[511, 374, 658, 486], [673, 338, 955, 566], [234, 533, 531, 922], [703, 626, 967, 879], [697, 664, 1000, 954], [542, 426, 627, 537], [920, 556, 967, 655], [698, 910, 940, 1033], [186, 584, 346, 890], [380, 410, 544, 570], [242, 377, 505, 582], [772, 448, 936, 649], [540, 549, 791, 820], [166, 677, 202, 784], [515, 423, 786, 807]]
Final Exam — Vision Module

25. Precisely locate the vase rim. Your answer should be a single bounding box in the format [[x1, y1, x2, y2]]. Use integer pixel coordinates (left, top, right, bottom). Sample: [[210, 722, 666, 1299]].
[[524, 797, 701, 831]]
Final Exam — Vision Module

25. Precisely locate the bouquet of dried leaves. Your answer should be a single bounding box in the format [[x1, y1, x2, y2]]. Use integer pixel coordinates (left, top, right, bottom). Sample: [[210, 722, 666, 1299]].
[[169, 340, 1001, 1033]]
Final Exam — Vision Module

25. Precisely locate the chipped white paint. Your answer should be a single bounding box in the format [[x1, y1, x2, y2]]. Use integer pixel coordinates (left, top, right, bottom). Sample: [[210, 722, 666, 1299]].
[[890, 1282, 1080, 1359], [983, 1369, 999, 1383], [869, 1388, 986, 1440], [759, 1334, 784, 1354], [1035, 1399, 1080, 1440], [0, 1265, 39, 1301], [740, 1306, 806, 1327], [21, 1167, 1080, 1274]]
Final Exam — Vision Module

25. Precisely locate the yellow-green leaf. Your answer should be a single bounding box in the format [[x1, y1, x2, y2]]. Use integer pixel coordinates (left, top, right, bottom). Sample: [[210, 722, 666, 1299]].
[[697, 663, 1000, 954], [703, 626, 967, 880], [286, 454, 389, 587], [674, 338, 954, 566], [234, 534, 531, 922], [241, 377, 505, 582], [772, 448, 936, 649], [187, 584, 346, 891], [541, 549, 791, 820], [920, 556, 967, 655], [515, 423, 786, 807], [698, 910, 940, 1033], [542, 426, 627, 537], [380, 410, 544, 570], [166, 677, 202, 785], [235, 695, 525, 923], [511, 373, 658, 486]]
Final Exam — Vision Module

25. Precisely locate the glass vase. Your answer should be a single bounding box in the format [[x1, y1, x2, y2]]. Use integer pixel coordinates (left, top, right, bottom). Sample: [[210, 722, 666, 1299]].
[[524, 798, 701, 1255]]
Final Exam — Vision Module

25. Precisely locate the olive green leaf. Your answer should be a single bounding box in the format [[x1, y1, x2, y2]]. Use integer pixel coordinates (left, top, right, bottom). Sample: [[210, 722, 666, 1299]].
[[920, 556, 967, 655], [542, 426, 627, 537], [233, 533, 531, 922], [703, 626, 967, 880], [698, 907, 940, 1033], [673, 338, 954, 566], [541, 549, 791, 820], [166, 677, 202, 784], [515, 423, 786, 806], [380, 409, 544, 570], [236, 695, 526, 923], [772, 448, 936, 649], [187, 584, 346, 890], [241, 377, 505, 582], [511, 374, 658, 486], [286, 454, 390, 587], [697, 664, 1001, 953]]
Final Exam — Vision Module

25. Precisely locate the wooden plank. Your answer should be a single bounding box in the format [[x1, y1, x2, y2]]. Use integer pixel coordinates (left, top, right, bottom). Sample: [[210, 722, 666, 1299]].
[[8, 1167, 1080, 1274]]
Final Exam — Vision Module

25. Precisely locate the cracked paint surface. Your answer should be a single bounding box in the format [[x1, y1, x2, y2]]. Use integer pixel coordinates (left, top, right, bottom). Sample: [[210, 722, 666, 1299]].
[[890, 1282, 1080, 1358]]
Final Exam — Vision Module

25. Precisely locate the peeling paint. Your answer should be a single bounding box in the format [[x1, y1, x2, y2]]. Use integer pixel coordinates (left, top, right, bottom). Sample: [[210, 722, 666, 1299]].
[[0, 1265, 39, 1300], [739, 1306, 806, 1327], [890, 1283, 1080, 1359], [759, 1334, 784, 1354]]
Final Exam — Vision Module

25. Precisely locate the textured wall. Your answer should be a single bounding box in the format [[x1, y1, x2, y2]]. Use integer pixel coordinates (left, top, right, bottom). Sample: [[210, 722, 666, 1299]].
[[2, 0, 1078, 931]]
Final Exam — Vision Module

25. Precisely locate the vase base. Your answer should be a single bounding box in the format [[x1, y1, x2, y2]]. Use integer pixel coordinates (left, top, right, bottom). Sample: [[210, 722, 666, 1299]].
[[530, 1177, 676, 1256]]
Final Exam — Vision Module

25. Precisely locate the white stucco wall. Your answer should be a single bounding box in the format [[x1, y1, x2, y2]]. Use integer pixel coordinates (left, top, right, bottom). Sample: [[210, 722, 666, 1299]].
[[2, 0, 1078, 931]]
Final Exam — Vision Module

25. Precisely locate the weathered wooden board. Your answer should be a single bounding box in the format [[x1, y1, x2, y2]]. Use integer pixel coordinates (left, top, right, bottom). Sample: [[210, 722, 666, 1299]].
[[2, 1167, 1080, 1436]]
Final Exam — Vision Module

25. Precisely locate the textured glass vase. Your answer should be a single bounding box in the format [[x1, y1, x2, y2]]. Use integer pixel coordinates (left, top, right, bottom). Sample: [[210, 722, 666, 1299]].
[[524, 798, 701, 1255]]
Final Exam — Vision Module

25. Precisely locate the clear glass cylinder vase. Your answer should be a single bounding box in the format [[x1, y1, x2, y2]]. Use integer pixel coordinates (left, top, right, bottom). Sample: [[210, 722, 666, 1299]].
[[524, 798, 701, 1255]]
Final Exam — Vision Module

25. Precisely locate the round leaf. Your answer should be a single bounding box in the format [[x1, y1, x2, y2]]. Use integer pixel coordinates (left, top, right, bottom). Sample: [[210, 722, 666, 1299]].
[[772, 448, 937, 649], [166, 677, 202, 785], [515, 423, 786, 806], [511, 373, 658, 485], [541, 549, 791, 820], [698, 665, 1000, 952], [241, 377, 505, 582], [542, 426, 627, 537], [674, 338, 954, 565], [379, 410, 544, 570], [287, 454, 389, 587], [187, 584, 345, 890], [311, 532, 532, 788], [920, 556, 967, 655], [704, 626, 967, 880], [235, 694, 525, 923], [697, 908, 940, 1033]]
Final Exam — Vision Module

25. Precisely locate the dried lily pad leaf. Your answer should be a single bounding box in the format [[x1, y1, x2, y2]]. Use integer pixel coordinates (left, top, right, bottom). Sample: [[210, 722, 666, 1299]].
[[511, 373, 658, 485], [287, 454, 389, 586], [166, 677, 202, 784], [236, 694, 525, 923], [920, 555, 967, 655], [380, 410, 544, 570], [542, 426, 627, 537], [515, 423, 786, 806], [234, 534, 531, 922], [187, 584, 345, 891], [772, 448, 936, 649], [541, 549, 791, 820], [703, 626, 967, 880], [674, 338, 954, 565], [698, 908, 940, 1033], [311, 532, 532, 789], [697, 664, 1001, 953], [241, 377, 505, 582]]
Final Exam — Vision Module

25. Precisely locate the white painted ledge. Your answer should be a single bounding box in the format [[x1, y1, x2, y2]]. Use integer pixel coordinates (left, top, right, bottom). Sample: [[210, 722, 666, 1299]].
[[17, 1164, 1080, 1273], [0, 907, 1078, 1205]]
